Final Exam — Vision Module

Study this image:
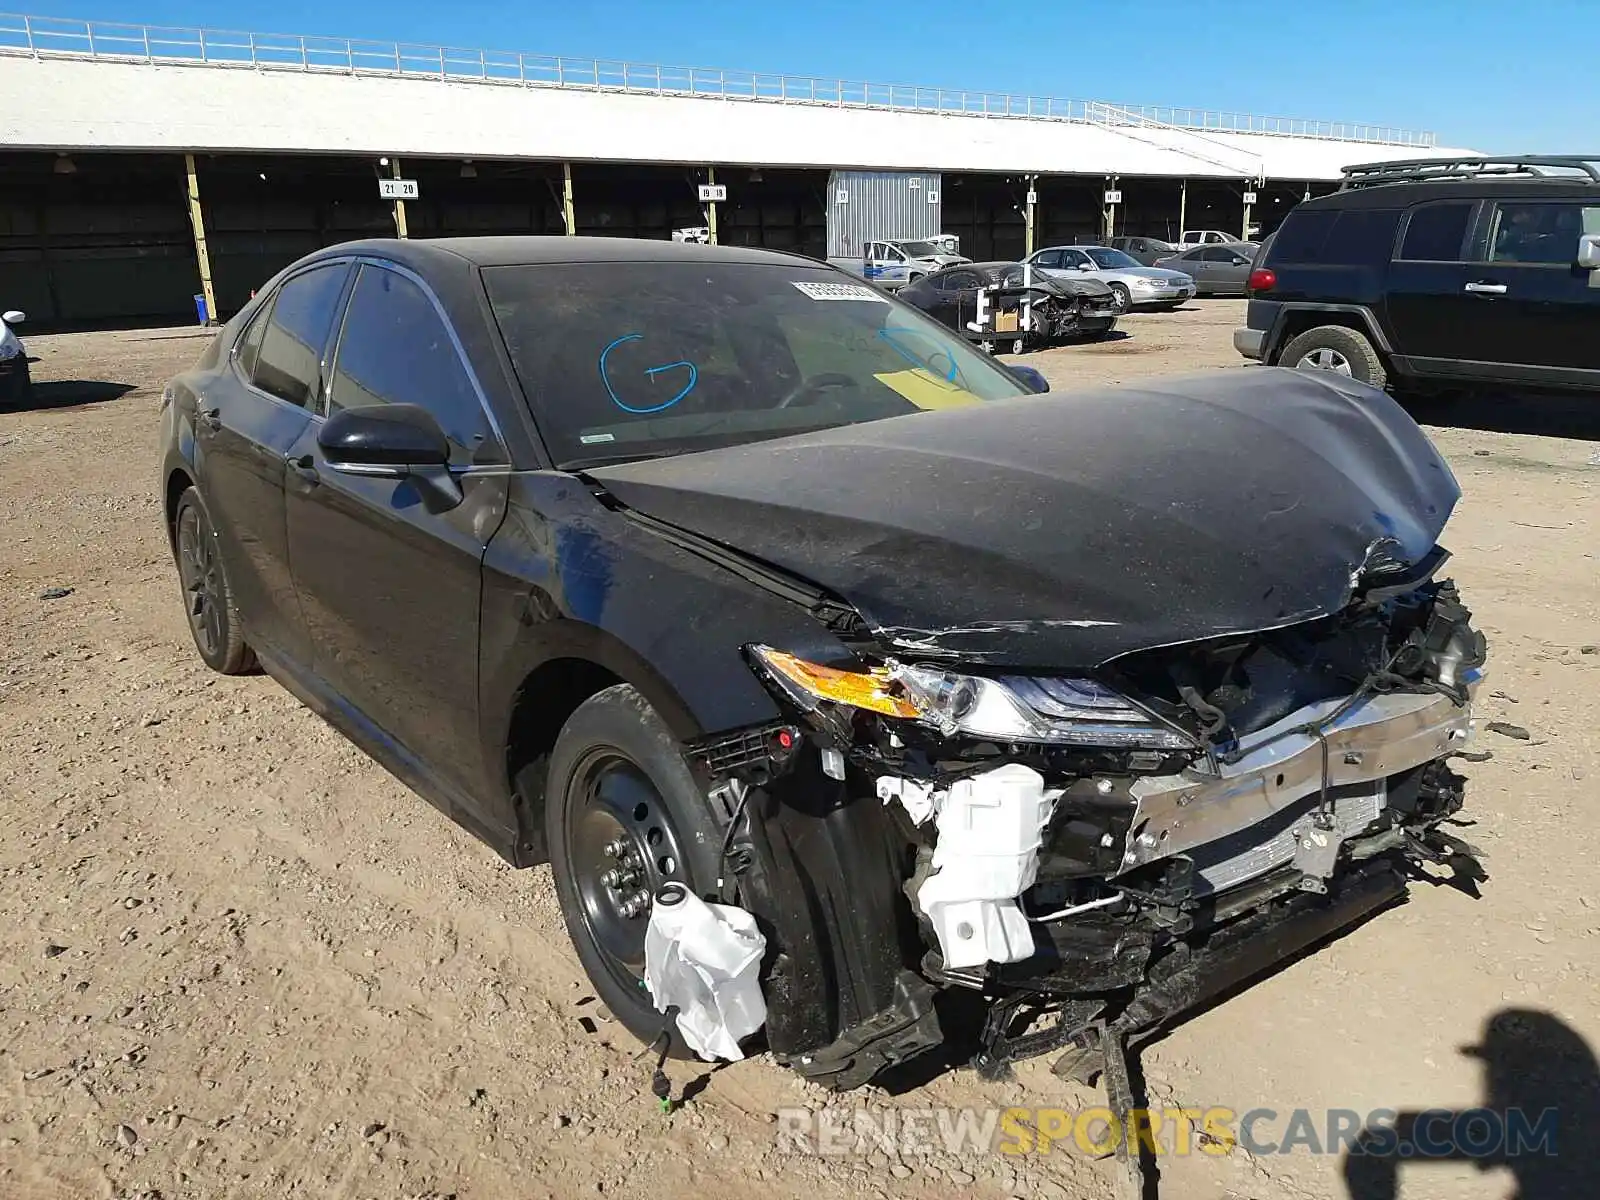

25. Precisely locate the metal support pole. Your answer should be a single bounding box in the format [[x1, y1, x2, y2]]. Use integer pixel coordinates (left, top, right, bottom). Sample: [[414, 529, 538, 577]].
[[391, 157, 409, 238], [183, 154, 217, 325], [1241, 179, 1254, 242], [706, 165, 718, 245], [1178, 179, 1187, 241], [1024, 174, 1038, 257], [562, 162, 576, 236], [1102, 174, 1118, 241]]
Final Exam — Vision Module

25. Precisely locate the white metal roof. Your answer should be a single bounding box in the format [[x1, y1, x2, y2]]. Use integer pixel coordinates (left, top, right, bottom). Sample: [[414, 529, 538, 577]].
[[0, 18, 1474, 181]]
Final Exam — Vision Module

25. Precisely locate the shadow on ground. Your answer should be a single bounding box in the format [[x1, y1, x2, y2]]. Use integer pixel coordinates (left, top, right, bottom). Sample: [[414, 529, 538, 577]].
[[1343, 1008, 1600, 1200], [1404, 389, 1600, 442], [14, 380, 137, 411]]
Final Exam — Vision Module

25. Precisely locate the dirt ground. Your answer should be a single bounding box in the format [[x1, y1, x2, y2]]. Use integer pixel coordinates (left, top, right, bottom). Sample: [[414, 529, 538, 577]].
[[2, 300, 1597, 1200]]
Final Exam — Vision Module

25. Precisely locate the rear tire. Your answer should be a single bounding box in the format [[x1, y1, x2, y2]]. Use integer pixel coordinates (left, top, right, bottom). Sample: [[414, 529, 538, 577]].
[[1279, 324, 1388, 388], [172, 486, 256, 675], [545, 684, 728, 1058]]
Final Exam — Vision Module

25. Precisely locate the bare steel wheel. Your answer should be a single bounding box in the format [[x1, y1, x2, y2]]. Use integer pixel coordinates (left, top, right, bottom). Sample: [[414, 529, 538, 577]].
[[544, 684, 727, 1055], [564, 750, 693, 991], [172, 487, 255, 674]]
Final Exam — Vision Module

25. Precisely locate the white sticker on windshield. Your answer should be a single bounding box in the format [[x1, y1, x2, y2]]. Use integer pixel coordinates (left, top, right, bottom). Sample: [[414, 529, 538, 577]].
[[791, 281, 889, 302], [579, 432, 616, 444]]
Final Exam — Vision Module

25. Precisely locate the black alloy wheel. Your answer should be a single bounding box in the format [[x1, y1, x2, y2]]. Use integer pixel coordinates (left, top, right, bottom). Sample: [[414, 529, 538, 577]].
[[173, 487, 255, 674]]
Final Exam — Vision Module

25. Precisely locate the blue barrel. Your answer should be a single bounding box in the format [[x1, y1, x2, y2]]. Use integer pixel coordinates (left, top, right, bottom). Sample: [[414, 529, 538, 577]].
[[193, 293, 209, 325]]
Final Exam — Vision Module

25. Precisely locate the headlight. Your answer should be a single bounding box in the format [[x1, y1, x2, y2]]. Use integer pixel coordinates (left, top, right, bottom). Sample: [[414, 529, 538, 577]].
[[1133, 277, 1167, 289], [749, 646, 1193, 750]]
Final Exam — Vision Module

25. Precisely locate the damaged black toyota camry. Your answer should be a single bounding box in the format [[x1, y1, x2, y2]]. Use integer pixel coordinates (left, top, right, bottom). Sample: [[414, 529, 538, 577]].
[[160, 237, 1486, 1091]]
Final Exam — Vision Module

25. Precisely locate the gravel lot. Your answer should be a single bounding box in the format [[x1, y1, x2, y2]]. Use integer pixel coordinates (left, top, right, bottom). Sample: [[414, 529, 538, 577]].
[[2, 300, 1597, 1200]]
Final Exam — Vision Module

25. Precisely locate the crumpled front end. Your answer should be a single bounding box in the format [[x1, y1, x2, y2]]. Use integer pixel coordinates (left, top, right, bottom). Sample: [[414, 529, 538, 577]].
[[690, 571, 1487, 1088]]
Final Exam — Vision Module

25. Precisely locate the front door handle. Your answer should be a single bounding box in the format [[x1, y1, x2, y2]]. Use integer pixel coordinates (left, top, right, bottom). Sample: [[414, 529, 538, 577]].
[[285, 453, 320, 487], [1463, 281, 1507, 295], [199, 407, 222, 431]]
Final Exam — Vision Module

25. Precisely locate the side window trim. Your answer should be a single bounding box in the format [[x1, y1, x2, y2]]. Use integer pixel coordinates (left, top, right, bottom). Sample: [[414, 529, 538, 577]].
[[233, 258, 355, 411], [229, 292, 276, 383], [327, 258, 510, 459]]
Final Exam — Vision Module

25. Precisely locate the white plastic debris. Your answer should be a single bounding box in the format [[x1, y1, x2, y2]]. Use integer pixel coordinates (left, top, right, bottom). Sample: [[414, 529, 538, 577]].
[[914, 764, 1058, 969], [876, 775, 939, 825], [643, 884, 767, 1062]]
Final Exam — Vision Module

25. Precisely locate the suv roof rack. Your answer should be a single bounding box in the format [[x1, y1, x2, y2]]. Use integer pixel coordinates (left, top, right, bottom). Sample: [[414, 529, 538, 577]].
[[1338, 155, 1600, 189]]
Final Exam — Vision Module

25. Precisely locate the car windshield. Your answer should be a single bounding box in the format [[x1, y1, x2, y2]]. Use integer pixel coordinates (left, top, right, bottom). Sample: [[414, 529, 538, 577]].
[[896, 240, 942, 257], [485, 261, 1032, 467], [1085, 248, 1142, 269]]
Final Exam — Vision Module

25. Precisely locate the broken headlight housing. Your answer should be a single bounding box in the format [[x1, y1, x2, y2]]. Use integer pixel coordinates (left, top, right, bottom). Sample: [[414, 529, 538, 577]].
[[749, 646, 1194, 750]]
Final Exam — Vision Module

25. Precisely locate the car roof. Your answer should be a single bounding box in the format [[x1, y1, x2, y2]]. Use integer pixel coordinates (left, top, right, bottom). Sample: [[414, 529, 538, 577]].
[[302, 235, 814, 271], [1300, 179, 1600, 209]]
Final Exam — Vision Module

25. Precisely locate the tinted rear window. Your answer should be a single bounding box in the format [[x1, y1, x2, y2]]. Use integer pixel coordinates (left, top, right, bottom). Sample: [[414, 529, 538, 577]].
[[1267, 208, 1399, 266], [1399, 202, 1475, 261]]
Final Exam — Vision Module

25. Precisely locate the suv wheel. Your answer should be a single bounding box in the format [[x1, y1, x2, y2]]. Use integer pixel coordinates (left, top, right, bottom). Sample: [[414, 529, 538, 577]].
[[545, 683, 727, 1056], [1279, 325, 1388, 388]]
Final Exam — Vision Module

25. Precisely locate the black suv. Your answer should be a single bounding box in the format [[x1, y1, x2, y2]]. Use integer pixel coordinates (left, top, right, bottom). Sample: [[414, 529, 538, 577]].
[[1236, 155, 1600, 391]]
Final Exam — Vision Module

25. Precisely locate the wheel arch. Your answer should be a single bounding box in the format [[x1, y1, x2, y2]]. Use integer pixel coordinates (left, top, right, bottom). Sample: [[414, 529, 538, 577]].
[[496, 620, 750, 867], [1266, 304, 1391, 364], [164, 466, 196, 551]]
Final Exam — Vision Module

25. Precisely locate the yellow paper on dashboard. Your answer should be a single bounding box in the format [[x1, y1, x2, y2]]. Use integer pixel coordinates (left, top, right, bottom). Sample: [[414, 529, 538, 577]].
[[872, 368, 981, 411]]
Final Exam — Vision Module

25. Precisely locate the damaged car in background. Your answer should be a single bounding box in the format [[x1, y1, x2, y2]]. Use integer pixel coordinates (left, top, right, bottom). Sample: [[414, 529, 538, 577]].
[[159, 237, 1487, 1098]]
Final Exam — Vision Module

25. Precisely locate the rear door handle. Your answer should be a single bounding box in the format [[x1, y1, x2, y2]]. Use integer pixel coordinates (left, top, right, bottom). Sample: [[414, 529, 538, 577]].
[[1463, 281, 1507, 295], [285, 453, 320, 487], [199, 407, 222, 431]]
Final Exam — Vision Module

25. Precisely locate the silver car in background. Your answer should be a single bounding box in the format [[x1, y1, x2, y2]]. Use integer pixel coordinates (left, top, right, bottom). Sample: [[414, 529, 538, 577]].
[[1024, 245, 1195, 313], [1154, 242, 1260, 295]]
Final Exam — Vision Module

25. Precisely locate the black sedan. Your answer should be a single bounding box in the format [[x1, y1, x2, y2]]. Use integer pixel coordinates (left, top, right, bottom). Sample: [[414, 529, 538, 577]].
[[897, 261, 1118, 352], [160, 237, 1485, 1091]]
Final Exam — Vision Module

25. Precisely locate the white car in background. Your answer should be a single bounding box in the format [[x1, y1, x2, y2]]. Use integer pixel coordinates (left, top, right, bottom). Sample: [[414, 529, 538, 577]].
[[1024, 245, 1195, 313], [0, 309, 29, 405]]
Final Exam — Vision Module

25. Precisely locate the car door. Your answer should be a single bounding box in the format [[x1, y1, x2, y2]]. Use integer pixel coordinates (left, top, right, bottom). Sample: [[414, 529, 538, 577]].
[[195, 261, 350, 669], [1030, 248, 1066, 280], [1182, 248, 1217, 291], [1384, 200, 1478, 365], [283, 261, 511, 793], [916, 271, 964, 329], [1210, 246, 1255, 293], [1455, 199, 1600, 374], [942, 270, 986, 332], [1060, 248, 1100, 281]]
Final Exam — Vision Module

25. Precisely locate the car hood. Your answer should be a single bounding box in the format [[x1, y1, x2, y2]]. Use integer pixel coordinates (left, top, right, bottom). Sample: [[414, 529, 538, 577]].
[[1032, 276, 1113, 299], [1119, 265, 1192, 283], [588, 370, 1459, 669]]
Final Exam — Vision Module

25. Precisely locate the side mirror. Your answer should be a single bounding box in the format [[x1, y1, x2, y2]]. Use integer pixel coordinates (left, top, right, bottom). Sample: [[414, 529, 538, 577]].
[[1578, 233, 1600, 270], [317, 403, 462, 512], [2, 310, 24, 324], [1010, 365, 1050, 394]]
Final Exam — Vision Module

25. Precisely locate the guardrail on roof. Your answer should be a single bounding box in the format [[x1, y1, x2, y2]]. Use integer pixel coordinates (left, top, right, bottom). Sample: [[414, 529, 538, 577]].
[[0, 13, 1438, 148]]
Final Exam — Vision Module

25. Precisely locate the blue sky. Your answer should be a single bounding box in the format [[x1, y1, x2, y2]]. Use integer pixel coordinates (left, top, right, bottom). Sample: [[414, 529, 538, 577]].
[[29, 0, 1597, 149]]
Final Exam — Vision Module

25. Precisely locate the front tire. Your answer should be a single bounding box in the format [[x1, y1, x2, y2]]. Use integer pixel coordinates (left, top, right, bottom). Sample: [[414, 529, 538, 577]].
[[1279, 324, 1388, 388], [1108, 283, 1131, 314], [172, 486, 256, 675], [545, 684, 727, 1056]]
